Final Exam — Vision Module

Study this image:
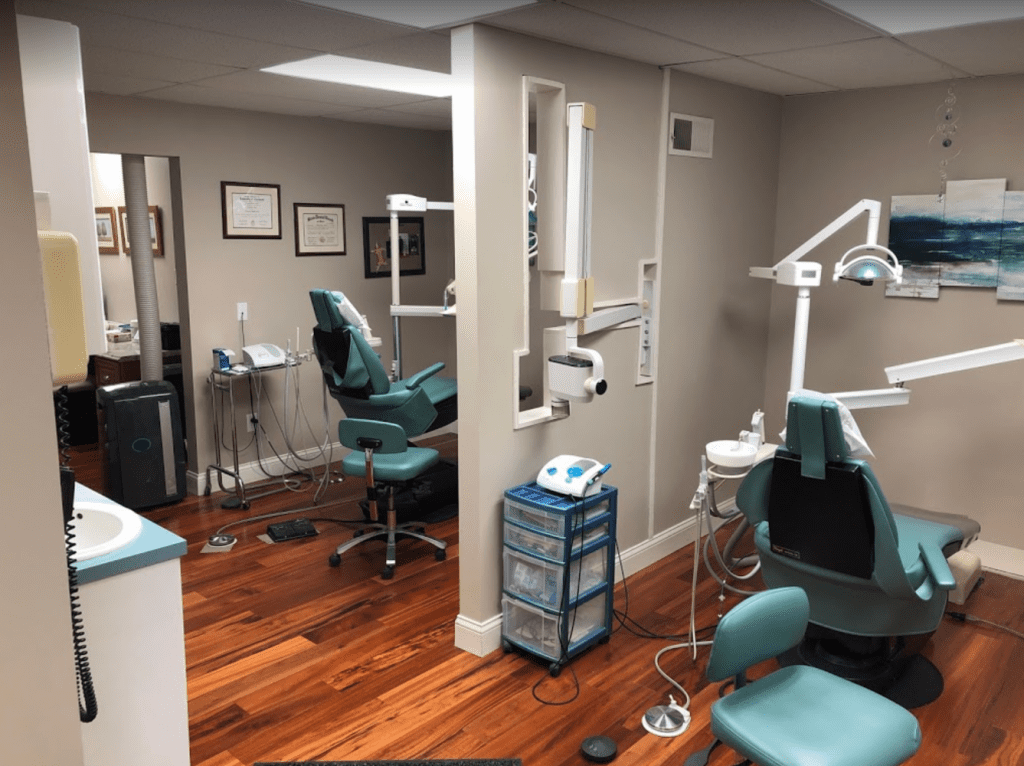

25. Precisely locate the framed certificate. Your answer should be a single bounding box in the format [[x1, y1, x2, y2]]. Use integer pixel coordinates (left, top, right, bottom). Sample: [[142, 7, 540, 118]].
[[294, 202, 346, 256], [221, 181, 281, 239]]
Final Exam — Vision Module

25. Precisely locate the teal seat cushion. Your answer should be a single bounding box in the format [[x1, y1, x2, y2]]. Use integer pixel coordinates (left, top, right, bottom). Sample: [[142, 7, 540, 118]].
[[342, 446, 439, 482], [712, 664, 921, 766]]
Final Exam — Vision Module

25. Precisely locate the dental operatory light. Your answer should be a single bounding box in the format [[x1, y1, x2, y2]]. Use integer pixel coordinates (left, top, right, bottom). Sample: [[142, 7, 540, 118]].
[[751, 199, 903, 394], [262, 55, 452, 98], [833, 244, 903, 285]]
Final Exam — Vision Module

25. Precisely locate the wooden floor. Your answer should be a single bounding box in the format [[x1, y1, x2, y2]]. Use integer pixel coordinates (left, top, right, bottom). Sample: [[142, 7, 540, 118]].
[[69, 440, 1024, 766]]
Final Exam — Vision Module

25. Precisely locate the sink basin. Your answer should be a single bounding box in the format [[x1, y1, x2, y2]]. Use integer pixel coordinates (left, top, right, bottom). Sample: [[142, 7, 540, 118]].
[[706, 440, 758, 469], [69, 501, 143, 562]]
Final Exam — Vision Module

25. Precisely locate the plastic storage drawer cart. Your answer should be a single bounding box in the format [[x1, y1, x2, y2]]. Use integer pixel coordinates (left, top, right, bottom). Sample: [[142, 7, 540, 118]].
[[501, 481, 617, 676]]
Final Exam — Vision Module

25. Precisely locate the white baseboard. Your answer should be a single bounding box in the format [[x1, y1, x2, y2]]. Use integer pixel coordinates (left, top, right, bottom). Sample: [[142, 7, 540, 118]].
[[968, 539, 1024, 580], [189, 441, 343, 497], [454, 512, 704, 656], [454, 613, 504, 657]]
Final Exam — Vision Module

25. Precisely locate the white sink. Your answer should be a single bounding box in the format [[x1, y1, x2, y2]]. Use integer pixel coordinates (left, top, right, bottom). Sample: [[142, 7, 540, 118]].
[[69, 501, 143, 561], [706, 440, 758, 469]]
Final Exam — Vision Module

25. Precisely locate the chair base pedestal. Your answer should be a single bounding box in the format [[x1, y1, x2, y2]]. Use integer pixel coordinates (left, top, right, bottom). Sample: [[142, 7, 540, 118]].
[[778, 631, 944, 709]]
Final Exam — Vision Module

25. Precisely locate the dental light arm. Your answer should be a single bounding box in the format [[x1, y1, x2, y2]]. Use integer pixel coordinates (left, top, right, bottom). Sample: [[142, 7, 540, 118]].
[[750, 199, 903, 395], [886, 340, 1024, 384]]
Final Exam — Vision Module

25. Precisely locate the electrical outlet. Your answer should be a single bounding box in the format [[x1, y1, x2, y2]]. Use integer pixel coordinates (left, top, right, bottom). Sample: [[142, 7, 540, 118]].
[[246, 414, 257, 433], [237, 302, 248, 321]]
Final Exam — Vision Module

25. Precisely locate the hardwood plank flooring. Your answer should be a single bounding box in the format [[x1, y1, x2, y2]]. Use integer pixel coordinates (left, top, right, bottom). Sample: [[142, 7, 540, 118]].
[[68, 439, 1024, 765]]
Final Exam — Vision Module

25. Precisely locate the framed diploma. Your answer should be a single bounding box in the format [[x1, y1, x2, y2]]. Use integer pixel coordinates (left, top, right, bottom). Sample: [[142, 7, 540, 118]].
[[221, 181, 281, 239], [294, 202, 346, 256]]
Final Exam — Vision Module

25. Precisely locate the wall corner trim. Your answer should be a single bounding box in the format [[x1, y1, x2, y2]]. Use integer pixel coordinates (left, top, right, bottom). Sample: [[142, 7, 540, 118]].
[[454, 612, 504, 656]]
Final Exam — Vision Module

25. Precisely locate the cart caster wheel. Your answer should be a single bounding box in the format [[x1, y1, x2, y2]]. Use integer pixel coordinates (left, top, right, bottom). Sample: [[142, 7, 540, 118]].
[[328, 553, 341, 567], [549, 662, 562, 678], [502, 640, 512, 653], [599, 635, 610, 644], [435, 548, 447, 561], [382, 565, 395, 580]]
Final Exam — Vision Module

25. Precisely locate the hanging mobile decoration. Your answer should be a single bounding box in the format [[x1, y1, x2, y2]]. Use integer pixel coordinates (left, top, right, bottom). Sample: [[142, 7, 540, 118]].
[[928, 81, 962, 199]]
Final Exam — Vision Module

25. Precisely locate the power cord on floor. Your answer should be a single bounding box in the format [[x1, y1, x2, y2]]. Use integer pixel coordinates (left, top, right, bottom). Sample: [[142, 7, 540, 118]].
[[946, 611, 1024, 641]]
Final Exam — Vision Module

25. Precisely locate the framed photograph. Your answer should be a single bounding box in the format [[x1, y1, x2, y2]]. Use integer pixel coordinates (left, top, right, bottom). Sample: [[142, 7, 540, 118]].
[[95, 206, 119, 254], [117, 205, 163, 257], [362, 216, 425, 279], [221, 181, 281, 239], [294, 203, 346, 256]]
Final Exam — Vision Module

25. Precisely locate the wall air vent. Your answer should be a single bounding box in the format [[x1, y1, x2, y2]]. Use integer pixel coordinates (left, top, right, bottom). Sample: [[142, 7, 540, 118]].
[[669, 113, 713, 159]]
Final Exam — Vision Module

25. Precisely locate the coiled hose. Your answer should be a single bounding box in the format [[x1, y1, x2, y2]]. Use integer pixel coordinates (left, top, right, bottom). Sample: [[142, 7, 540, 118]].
[[56, 386, 98, 722]]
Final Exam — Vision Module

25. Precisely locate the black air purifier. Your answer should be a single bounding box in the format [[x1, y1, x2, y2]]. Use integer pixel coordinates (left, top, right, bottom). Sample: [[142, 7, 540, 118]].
[[97, 380, 187, 510]]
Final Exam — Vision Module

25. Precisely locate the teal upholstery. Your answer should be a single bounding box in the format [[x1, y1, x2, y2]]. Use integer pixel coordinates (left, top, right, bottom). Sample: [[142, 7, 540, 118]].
[[339, 419, 439, 483], [309, 289, 456, 437], [736, 396, 959, 638], [703, 588, 921, 766], [329, 417, 446, 578]]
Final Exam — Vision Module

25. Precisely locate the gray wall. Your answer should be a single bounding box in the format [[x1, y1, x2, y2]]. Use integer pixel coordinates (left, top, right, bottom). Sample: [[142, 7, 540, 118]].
[[768, 75, 1024, 548], [0, 5, 87, 763], [453, 25, 780, 625], [84, 93, 458, 479]]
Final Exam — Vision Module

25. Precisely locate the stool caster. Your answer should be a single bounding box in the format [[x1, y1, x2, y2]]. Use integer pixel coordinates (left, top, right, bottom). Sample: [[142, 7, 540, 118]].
[[328, 553, 341, 567], [382, 564, 395, 580], [435, 548, 447, 562]]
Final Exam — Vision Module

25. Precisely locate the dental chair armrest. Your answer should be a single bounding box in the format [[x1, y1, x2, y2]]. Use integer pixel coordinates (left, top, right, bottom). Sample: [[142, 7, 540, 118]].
[[919, 541, 956, 591], [404, 362, 445, 390]]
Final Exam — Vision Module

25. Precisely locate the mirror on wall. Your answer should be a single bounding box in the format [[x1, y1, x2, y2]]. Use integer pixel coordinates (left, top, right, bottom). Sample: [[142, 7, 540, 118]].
[[90, 153, 180, 335]]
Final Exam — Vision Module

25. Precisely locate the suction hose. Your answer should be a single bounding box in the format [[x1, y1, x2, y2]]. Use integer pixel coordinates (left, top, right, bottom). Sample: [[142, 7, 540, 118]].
[[121, 154, 162, 381]]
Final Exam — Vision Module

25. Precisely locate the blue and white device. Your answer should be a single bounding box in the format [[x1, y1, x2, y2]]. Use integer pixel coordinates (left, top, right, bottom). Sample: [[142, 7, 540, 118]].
[[537, 455, 611, 498]]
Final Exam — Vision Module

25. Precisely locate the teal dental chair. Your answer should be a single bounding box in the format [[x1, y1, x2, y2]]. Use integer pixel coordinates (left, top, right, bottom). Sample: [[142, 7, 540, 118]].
[[684, 587, 921, 766], [309, 289, 457, 438], [736, 394, 976, 707], [331, 418, 447, 579]]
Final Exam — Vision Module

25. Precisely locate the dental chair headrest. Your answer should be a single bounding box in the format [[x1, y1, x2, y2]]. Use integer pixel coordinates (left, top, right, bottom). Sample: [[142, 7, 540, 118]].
[[782, 391, 874, 479]]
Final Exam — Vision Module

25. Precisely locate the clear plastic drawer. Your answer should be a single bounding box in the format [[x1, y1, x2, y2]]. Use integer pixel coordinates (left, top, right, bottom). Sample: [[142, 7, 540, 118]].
[[501, 591, 608, 661], [504, 521, 609, 563], [503, 545, 608, 608]]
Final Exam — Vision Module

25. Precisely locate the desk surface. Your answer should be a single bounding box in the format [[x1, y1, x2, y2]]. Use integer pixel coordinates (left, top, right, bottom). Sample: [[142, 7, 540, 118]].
[[95, 342, 181, 361]]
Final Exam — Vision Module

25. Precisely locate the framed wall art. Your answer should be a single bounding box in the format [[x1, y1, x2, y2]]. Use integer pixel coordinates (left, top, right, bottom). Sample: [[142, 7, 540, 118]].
[[362, 216, 425, 279], [95, 206, 119, 254], [117, 205, 163, 256]]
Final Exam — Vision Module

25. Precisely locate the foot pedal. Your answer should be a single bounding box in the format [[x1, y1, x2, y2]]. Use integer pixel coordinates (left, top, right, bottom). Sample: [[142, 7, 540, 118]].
[[266, 518, 318, 542]]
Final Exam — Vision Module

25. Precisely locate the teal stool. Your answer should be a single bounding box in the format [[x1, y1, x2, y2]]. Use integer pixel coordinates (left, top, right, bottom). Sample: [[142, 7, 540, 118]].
[[685, 588, 921, 766], [331, 419, 447, 579]]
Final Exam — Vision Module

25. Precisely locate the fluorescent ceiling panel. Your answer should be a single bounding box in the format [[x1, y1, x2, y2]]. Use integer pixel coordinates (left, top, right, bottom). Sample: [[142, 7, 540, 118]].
[[299, 0, 537, 29], [821, 0, 1024, 34], [262, 54, 453, 97]]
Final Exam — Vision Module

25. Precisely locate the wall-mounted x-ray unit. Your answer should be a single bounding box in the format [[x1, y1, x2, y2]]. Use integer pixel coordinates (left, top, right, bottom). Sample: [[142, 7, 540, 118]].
[[514, 78, 659, 429]]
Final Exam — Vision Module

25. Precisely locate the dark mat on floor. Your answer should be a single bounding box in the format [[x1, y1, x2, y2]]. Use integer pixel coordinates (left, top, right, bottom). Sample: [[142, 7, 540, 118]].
[[255, 761, 521, 766]]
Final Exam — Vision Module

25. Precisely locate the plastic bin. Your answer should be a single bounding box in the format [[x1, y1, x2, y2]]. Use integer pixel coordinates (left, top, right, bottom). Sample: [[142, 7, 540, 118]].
[[503, 495, 610, 537], [503, 544, 608, 608], [501, 591, 608, 662], [504, 521, 609, 563]]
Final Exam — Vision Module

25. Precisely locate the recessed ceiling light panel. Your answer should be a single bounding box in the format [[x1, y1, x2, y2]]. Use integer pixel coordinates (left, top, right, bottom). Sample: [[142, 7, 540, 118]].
[[299, 0, 538, 29], [262, 55, 453, 97], [821, 0, 1024, 35]]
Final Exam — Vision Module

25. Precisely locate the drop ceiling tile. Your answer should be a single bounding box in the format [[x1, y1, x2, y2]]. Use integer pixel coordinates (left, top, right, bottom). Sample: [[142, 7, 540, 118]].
[[38, 0, 411, 52], [899, 19, 1024, 76], [198, 69, 434, 109], [17, 0, 317, 68], [673, 57, 835, 95], [80, 45, 240, 83], [82, 71, 177, 96], [564, 0, 881, 55], [139, 83, 348, 116], [486, 3, 721, 65], [386, 97, 452, 118], [325, 108, 450, 131], [333, 30, 453, 73], [749, 37, 964, 89]]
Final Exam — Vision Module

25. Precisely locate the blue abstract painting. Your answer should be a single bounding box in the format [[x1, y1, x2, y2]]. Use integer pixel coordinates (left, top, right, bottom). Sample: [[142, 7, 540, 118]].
[[887, 179, 1024, 301]]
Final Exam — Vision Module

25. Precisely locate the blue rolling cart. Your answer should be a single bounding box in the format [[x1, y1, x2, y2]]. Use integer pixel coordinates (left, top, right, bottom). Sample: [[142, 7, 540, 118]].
[[500, 481, 617, 676]]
